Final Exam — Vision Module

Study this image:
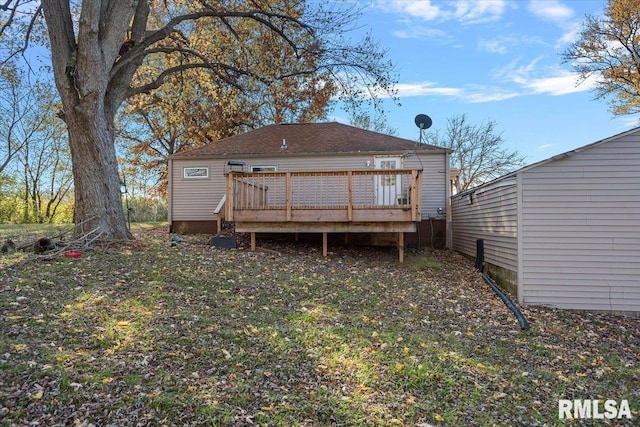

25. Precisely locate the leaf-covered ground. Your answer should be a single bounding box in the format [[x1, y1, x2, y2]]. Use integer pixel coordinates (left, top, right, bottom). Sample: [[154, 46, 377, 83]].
[[0, 225, 638, 426]]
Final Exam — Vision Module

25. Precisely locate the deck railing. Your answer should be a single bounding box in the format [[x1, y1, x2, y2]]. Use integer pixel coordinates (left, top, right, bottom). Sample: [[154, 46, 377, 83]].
[[225, 169, 422, 223]]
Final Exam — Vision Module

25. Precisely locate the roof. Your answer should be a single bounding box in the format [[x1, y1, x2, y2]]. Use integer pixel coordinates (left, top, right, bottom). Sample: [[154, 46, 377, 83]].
[[454, 125, 640, 198], [169, 122, 447, 159]]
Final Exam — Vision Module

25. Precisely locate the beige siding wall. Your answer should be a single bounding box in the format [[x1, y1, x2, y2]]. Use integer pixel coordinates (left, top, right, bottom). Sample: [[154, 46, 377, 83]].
[[170, 152, 447, 221], [170, 159, 226, 221], [520, 135, 640, 312], [404, 155, 448, 218], [450, 180, 519, 273]]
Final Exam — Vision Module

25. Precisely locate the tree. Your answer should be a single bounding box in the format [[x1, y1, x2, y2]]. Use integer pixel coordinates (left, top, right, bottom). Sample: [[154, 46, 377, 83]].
[[118, 1, 338, 193], [349, 111, 397, 136], [0, 68, 73, 223], [0, 62, 30, 174], [2, 0, 397, 239], [0, 173, 22, 223], [424, 114, 525, 192], [563, 0, 640, 115], [17, 82, 73, 223]]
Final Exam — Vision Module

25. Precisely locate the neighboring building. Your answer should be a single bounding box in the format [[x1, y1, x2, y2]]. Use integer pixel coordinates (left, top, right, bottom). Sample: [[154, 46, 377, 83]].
[[451, 127, 640, 314], [168, 122, 451, 248]]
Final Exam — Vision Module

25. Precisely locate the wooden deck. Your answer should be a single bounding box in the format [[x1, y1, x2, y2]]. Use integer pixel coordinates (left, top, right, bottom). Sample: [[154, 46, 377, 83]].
[[224, 169, 423, 262]]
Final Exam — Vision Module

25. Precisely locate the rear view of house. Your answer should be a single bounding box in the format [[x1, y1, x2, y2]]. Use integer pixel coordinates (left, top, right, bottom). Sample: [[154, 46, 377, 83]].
[[168, 122, 451, 257], [451, 127, 640, 314]]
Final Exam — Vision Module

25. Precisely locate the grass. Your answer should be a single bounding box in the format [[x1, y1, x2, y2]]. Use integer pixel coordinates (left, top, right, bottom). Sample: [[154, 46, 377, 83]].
[[0, 224, 638, 426], [0, 223, 71, 244]]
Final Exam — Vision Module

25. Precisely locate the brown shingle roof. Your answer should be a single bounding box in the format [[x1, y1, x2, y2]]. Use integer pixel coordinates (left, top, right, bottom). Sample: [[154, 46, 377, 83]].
[[169, 122, 445, 158]]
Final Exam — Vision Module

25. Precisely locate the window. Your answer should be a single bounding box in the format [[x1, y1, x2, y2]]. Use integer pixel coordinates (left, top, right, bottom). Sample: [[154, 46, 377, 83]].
[[183, 167, 209, 179], [379, 159, 398, 185], [250, 165, 277, 172]]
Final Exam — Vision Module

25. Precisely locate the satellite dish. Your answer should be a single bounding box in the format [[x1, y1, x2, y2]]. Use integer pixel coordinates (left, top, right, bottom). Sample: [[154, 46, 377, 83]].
[[414, 114, 432, 130], [414, 114, 432, 144]]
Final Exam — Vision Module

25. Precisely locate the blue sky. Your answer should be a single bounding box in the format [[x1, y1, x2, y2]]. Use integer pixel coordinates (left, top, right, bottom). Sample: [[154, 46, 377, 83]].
[[338, 0, 640, 164]]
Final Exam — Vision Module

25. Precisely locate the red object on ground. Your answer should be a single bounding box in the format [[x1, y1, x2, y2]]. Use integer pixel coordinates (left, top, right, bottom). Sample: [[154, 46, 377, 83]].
[[64, 251, 81, 258]]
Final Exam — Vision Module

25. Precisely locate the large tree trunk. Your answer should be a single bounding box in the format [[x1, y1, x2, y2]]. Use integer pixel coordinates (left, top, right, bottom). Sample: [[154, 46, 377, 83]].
[[41, 0, 139, 241], [66, 105, 131, 241]]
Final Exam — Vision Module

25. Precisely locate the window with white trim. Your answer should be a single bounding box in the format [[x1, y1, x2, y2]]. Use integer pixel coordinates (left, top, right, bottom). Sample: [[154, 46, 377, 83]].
[[183, 167, 209, 178]]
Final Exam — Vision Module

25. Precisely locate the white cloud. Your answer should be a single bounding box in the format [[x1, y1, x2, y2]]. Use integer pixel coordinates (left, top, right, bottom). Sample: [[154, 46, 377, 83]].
[[524, 74, 582, 95], [452, 0, 508, 24], [478, 34, 546, 55], [395, 81, 463, 97], [536, 143, 554, 151], [527, 0, 574, 23], [392, 26, 451, 40], [492, 56, 594, 95], [494, 56, 544, 85], [373, 0, 507, 24], [373, 0, 442, 21], [524, 70, 598, 95], [526, 0, 586, 48], [394, 81, 517, 103], [556, 21, 582, 46], [478, 38, 508, 54], [465, 89, 519, 103], [397, 0, 442, 20]]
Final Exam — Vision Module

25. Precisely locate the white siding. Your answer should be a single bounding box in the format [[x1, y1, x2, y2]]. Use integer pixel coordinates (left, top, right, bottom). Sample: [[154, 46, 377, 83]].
[[450, 180, 518, 273], [170, 152, 447, 221], [520, 134, 640, 312]]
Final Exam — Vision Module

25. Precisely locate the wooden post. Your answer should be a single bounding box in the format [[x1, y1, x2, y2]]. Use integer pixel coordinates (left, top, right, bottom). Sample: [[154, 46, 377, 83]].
[[322, 232, 328, 257], [414, 170, 422, 220], [250, 232, 256, 251], [347, 171, 353, 221], [398, 232, 405, 263], [286, 172, 292, 221], [225, 173, 234, 221], [410, 170, 418, 222]]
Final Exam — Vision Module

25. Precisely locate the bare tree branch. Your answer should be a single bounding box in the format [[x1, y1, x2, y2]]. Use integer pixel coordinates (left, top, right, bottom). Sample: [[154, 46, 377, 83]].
[[425, 114, 525, 191]]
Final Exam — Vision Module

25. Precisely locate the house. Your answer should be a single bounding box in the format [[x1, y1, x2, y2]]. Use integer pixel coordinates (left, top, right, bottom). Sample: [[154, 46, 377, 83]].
[[167, 122, 451, 256], [451, 127, 640, 314]]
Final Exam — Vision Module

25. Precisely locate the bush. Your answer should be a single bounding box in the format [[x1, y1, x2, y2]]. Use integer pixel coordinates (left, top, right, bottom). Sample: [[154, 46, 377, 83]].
[[0, 195, 24, 223]]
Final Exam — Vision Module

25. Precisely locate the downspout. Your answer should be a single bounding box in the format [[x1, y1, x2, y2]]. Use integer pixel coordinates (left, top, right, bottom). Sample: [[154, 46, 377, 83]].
[[476, 239, 529, 330]]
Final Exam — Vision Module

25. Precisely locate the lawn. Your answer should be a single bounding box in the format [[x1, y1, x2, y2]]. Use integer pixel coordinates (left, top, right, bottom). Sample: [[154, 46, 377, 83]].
[[0, 225, 638, 426]]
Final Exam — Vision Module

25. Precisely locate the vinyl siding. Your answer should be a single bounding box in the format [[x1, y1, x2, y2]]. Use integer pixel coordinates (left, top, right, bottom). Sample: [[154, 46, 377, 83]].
[[450, 180, 518, 273], [520, 134, 640, 312], [170, 152, 447, 222], [404, 154, 448, 218], [170, 159, 225, 221]]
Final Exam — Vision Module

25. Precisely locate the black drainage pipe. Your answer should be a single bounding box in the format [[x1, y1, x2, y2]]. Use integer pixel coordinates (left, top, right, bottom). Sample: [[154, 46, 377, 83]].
[[480, 272, 530, 330], [476, 239, 530, 330]]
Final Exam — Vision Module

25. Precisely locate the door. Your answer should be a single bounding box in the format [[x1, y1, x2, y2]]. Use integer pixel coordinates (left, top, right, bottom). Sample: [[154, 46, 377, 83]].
[[374, 156, 402, 205]]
